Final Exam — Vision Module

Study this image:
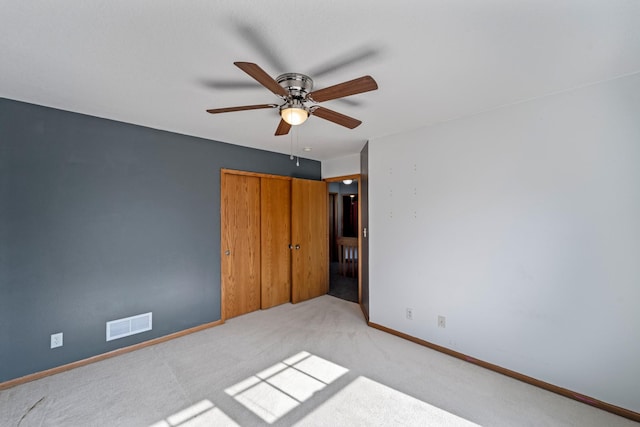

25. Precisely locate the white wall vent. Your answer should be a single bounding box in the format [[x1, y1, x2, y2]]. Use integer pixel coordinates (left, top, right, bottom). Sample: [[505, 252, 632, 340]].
[[106, 312, 152, 341]]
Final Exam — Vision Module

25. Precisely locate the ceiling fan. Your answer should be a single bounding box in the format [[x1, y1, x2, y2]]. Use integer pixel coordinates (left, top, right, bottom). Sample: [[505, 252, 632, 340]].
[[206, 62, 378, 136]]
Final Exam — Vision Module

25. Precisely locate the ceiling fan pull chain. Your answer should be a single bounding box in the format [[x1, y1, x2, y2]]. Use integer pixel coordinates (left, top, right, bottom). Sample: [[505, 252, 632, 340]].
[[296, 126, 300, 167], [296, 126, 300, 166]]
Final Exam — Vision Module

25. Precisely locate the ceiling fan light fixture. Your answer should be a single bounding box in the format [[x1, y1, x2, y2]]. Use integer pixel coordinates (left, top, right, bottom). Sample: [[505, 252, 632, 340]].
[[281, 106, 309, 126]]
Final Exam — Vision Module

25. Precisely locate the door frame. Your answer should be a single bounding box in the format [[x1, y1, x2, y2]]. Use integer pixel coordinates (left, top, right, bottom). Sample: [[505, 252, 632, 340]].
[[324, 174, 361, 303]]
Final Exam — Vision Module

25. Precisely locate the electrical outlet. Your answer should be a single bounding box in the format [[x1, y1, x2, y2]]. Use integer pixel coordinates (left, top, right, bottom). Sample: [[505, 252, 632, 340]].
[[51, 332, 63, 349], [406, 308, 413, 320], [438, 315, 446, 328]]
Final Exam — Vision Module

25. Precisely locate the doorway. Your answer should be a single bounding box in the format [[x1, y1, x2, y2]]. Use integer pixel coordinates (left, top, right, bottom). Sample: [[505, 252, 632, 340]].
[[325, 175, 360, 303]]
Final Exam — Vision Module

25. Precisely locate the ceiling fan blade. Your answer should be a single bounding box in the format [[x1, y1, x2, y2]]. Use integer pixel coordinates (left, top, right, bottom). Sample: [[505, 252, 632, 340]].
[[199, 78, 261, 90], [309, 76, 378, 103], [235, 24, 288, 73], [275, 119, 291, 136], [308, 46, 380, 78], [206, 104, 277, 114], [311, 106, 362, 129], [234, 62, 288, 97]]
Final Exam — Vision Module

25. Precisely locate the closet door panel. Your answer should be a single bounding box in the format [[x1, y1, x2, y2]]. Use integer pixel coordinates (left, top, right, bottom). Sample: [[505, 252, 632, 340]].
[[291, 178, 329, 303], [261, 177, 292, 309], [221, 173, 261, 319]]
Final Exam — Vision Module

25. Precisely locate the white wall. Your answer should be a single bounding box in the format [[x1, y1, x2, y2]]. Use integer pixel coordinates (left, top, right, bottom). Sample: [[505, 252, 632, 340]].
[[322, 153, 360, 179], [369, 72, 640, 411]]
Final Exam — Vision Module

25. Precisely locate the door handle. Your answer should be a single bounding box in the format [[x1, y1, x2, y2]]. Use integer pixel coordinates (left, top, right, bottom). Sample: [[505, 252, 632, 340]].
[[295, 244, 301, 250], [289, 244, 293, 250], [225, 250, 231, 256]]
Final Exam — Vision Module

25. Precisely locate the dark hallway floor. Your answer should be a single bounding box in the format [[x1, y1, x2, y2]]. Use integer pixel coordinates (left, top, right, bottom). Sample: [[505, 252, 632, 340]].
[[328, 262, 358, 303]]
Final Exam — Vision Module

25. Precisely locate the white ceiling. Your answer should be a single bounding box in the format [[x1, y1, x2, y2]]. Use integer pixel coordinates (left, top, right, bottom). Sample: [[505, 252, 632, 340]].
[[2, 1, 640, 161]]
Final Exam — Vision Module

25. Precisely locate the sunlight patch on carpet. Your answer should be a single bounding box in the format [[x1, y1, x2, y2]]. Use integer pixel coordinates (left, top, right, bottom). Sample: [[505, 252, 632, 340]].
[[224, 351, 349, 424], [149, 399, 239, 427], [294, 376, 482, 426]]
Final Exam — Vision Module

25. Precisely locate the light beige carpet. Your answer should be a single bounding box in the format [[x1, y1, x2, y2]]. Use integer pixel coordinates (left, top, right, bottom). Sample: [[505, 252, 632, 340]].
[[1, 296, 636, 426]]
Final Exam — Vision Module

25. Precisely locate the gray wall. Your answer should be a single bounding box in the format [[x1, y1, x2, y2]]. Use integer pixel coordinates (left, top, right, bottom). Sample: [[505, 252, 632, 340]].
[[0, 98, 320, 382]]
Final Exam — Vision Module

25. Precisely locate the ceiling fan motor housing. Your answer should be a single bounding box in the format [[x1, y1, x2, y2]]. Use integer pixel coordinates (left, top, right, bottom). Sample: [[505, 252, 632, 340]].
[[276, 73, 314, 100]]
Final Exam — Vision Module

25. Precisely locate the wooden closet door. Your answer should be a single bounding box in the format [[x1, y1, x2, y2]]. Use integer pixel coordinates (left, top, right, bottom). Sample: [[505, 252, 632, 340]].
[[221, 173, 261, 319], [291, 178, 329, 303], [261, 177, 292, 309]]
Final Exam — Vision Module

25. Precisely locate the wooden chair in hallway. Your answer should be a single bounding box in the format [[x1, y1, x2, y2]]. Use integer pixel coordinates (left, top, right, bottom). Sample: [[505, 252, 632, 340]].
[[337, 236, 358, 277]]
